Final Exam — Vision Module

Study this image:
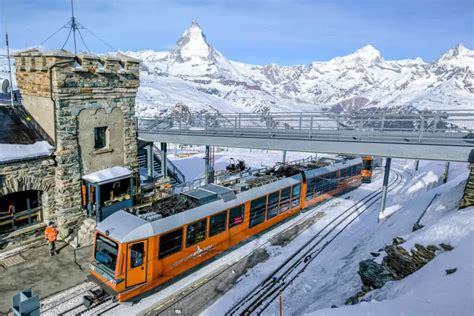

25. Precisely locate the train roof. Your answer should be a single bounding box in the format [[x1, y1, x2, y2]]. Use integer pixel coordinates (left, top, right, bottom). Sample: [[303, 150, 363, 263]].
[[97, 174, 303, 243], [97, 157, 362, 243], [303, 157, 362, 179]]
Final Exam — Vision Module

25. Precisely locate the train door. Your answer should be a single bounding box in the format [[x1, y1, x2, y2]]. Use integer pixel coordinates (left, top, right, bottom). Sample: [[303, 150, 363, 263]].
[[126, 240, 148, 288]]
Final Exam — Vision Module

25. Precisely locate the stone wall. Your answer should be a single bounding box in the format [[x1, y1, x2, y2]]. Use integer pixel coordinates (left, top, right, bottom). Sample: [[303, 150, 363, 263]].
[[460, 164, 474, 209], [0, 157, 56, 220], [15, 49, 140, 230]]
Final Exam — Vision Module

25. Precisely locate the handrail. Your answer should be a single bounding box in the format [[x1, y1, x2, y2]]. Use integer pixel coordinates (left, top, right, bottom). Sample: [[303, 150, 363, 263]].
[[137, 110, 474, 145], [153, 145, 186, 183]]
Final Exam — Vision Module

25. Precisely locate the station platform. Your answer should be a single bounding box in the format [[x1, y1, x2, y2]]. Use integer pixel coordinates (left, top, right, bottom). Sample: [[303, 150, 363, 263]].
[[0, 241, 91, 314]]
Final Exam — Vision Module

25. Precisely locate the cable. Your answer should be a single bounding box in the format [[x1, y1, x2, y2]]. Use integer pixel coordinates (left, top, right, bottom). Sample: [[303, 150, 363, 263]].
[[79, 23, 118, 52], [76, 27, 91, 53], [60, 26, 73, 50], [40, 20, 70, 46]]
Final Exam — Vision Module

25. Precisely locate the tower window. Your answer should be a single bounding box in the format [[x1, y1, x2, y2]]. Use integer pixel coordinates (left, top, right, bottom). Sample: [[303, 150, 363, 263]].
[[94, 126, 108, 149]]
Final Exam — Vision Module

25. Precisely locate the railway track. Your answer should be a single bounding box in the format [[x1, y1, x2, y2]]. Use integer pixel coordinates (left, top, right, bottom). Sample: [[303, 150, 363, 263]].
[[225, 170, 402, 316], [41, 170, 400, 316]]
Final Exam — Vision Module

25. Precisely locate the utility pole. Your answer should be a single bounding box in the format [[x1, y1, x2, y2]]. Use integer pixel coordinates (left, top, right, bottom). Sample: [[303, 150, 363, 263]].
[[4, 11, 14, 106]]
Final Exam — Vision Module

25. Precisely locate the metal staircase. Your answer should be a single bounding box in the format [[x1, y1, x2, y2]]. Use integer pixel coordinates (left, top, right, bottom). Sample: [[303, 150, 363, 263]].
[[137, 142, 186, 184]]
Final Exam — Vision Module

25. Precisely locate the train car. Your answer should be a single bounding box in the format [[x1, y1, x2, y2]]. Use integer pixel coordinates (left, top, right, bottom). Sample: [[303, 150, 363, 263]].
[[88, 158, 363, 303], [361, 156, 374, 183]]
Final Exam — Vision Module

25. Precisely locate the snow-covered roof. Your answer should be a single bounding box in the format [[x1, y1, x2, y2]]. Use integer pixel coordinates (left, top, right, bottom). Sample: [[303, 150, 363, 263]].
[[0, 105, 54, 164], [82, 166, 132, 184], [0, 141, 54, 163]]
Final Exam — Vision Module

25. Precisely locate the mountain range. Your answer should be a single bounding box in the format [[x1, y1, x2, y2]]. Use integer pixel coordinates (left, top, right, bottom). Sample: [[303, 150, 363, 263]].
[[1, 22, 472, 117], [127, 22, 473, 117]]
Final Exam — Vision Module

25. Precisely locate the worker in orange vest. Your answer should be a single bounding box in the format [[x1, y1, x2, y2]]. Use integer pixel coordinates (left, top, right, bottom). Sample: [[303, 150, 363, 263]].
[[44, 221, 59, 256]]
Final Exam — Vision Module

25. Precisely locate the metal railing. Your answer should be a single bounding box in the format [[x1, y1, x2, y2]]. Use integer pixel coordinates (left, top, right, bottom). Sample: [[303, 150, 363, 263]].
[[153, 144, 186, 184], [138, 110, 474, 145], [173, 154, 318, 193]]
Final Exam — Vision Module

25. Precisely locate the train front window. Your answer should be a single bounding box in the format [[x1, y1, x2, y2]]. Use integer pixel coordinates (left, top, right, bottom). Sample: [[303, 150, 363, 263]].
[[95, 234, 118, 272]]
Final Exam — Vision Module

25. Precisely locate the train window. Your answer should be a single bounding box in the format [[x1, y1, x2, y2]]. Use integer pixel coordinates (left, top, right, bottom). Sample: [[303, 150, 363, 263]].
[[186, 219, 207, 247], [341, 168, 347, 179], [229, 205, 244, 228], [95, 234, 118, 272], [314, 178, 323, 195], [306, 178, 314, 200], [130, 242, 144, 268], [321, 175, 330, 192], [331, 172, 338, 189], [210, 211, 227, 237], [249, 196, 267, 228], [291, 184, 301, 208], [267, 191, 279, 219], [159, 228, 183, 259], [279, 187, 291, 213]]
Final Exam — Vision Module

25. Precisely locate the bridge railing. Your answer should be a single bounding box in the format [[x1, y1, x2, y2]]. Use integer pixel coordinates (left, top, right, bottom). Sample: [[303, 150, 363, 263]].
[[137, 110, 474, 143]]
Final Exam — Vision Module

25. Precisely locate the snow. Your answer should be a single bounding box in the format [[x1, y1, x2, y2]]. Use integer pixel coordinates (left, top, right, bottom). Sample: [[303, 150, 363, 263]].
[[82, 166, 132, 183], [0, 141, 53, 163], [204, 160, 473, 315], [122, 23, 474, 116]]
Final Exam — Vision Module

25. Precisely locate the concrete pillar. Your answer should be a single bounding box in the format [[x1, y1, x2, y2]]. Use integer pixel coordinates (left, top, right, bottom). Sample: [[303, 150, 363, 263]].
[[379, 157, 392, 217], [443, 161, 450, 184], [161, 142, 168, 178], [146, 142, 154, 181], [282, 150, 287, 164], [205, 145, 210, 184], [412, 159, 420, 177]]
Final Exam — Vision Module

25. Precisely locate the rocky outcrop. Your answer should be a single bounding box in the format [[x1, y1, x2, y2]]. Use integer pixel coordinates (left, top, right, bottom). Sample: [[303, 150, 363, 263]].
[[346, 237, 454, 305]]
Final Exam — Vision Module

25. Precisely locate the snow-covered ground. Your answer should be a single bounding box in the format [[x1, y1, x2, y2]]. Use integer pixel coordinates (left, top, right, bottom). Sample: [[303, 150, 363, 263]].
[[204, 160, 473, 316]]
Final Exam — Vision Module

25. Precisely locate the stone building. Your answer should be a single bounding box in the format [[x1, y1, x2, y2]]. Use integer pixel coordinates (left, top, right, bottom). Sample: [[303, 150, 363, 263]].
[[0, 49, 140, 248]]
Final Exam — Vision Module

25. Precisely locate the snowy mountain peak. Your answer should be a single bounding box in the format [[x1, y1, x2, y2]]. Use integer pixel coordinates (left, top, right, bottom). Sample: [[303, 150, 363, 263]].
[[436, 44, 474, 68], [344, 45, 382, 62], [169, 21, 215, 63]]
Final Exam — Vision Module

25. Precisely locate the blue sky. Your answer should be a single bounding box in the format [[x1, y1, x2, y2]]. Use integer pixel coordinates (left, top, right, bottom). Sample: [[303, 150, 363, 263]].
[[3, 0, 473, 65]]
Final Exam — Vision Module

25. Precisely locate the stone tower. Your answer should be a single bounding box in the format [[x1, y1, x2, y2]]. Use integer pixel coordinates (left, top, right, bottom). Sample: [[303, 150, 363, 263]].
[[15, 49, 140, 229]]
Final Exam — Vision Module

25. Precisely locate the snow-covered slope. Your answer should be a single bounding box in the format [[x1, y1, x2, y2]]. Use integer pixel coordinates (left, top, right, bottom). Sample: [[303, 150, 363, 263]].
[[126, 22, 474, 116]]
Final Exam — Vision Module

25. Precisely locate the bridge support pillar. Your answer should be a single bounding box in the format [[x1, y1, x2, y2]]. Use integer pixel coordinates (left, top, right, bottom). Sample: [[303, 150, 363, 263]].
[[282, 150, 287, 164], [443, 161, 450, 184], [379, 157, 392, 219], [146, 142, 154, 181], [205, 145, 214, 184], [415, 160, 419, 171], [161, 142, 168, 178]]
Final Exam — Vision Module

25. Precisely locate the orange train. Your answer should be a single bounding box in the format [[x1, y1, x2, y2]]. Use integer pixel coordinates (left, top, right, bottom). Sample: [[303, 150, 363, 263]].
[[89, 158, 363, 302], [361, 156, 374, 183]]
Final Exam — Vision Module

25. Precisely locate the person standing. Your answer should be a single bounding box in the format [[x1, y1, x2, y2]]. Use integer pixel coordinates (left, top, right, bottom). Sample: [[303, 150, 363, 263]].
[[44, 221, 58, 256]]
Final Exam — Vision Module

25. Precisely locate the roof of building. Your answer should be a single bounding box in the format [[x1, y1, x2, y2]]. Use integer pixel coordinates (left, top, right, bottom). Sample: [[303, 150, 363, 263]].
[[82, 166, 133, 184], [0, 104, 54, 163]]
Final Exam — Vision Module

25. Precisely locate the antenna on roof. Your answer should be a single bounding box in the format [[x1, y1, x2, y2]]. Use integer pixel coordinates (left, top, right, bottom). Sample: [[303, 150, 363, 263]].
[[39, 0, 117, 53], [70, 0, 78, 55]]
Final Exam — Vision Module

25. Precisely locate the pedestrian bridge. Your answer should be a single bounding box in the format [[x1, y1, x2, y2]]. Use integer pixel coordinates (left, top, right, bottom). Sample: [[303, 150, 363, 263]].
[[137, 111, 474, 162]]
